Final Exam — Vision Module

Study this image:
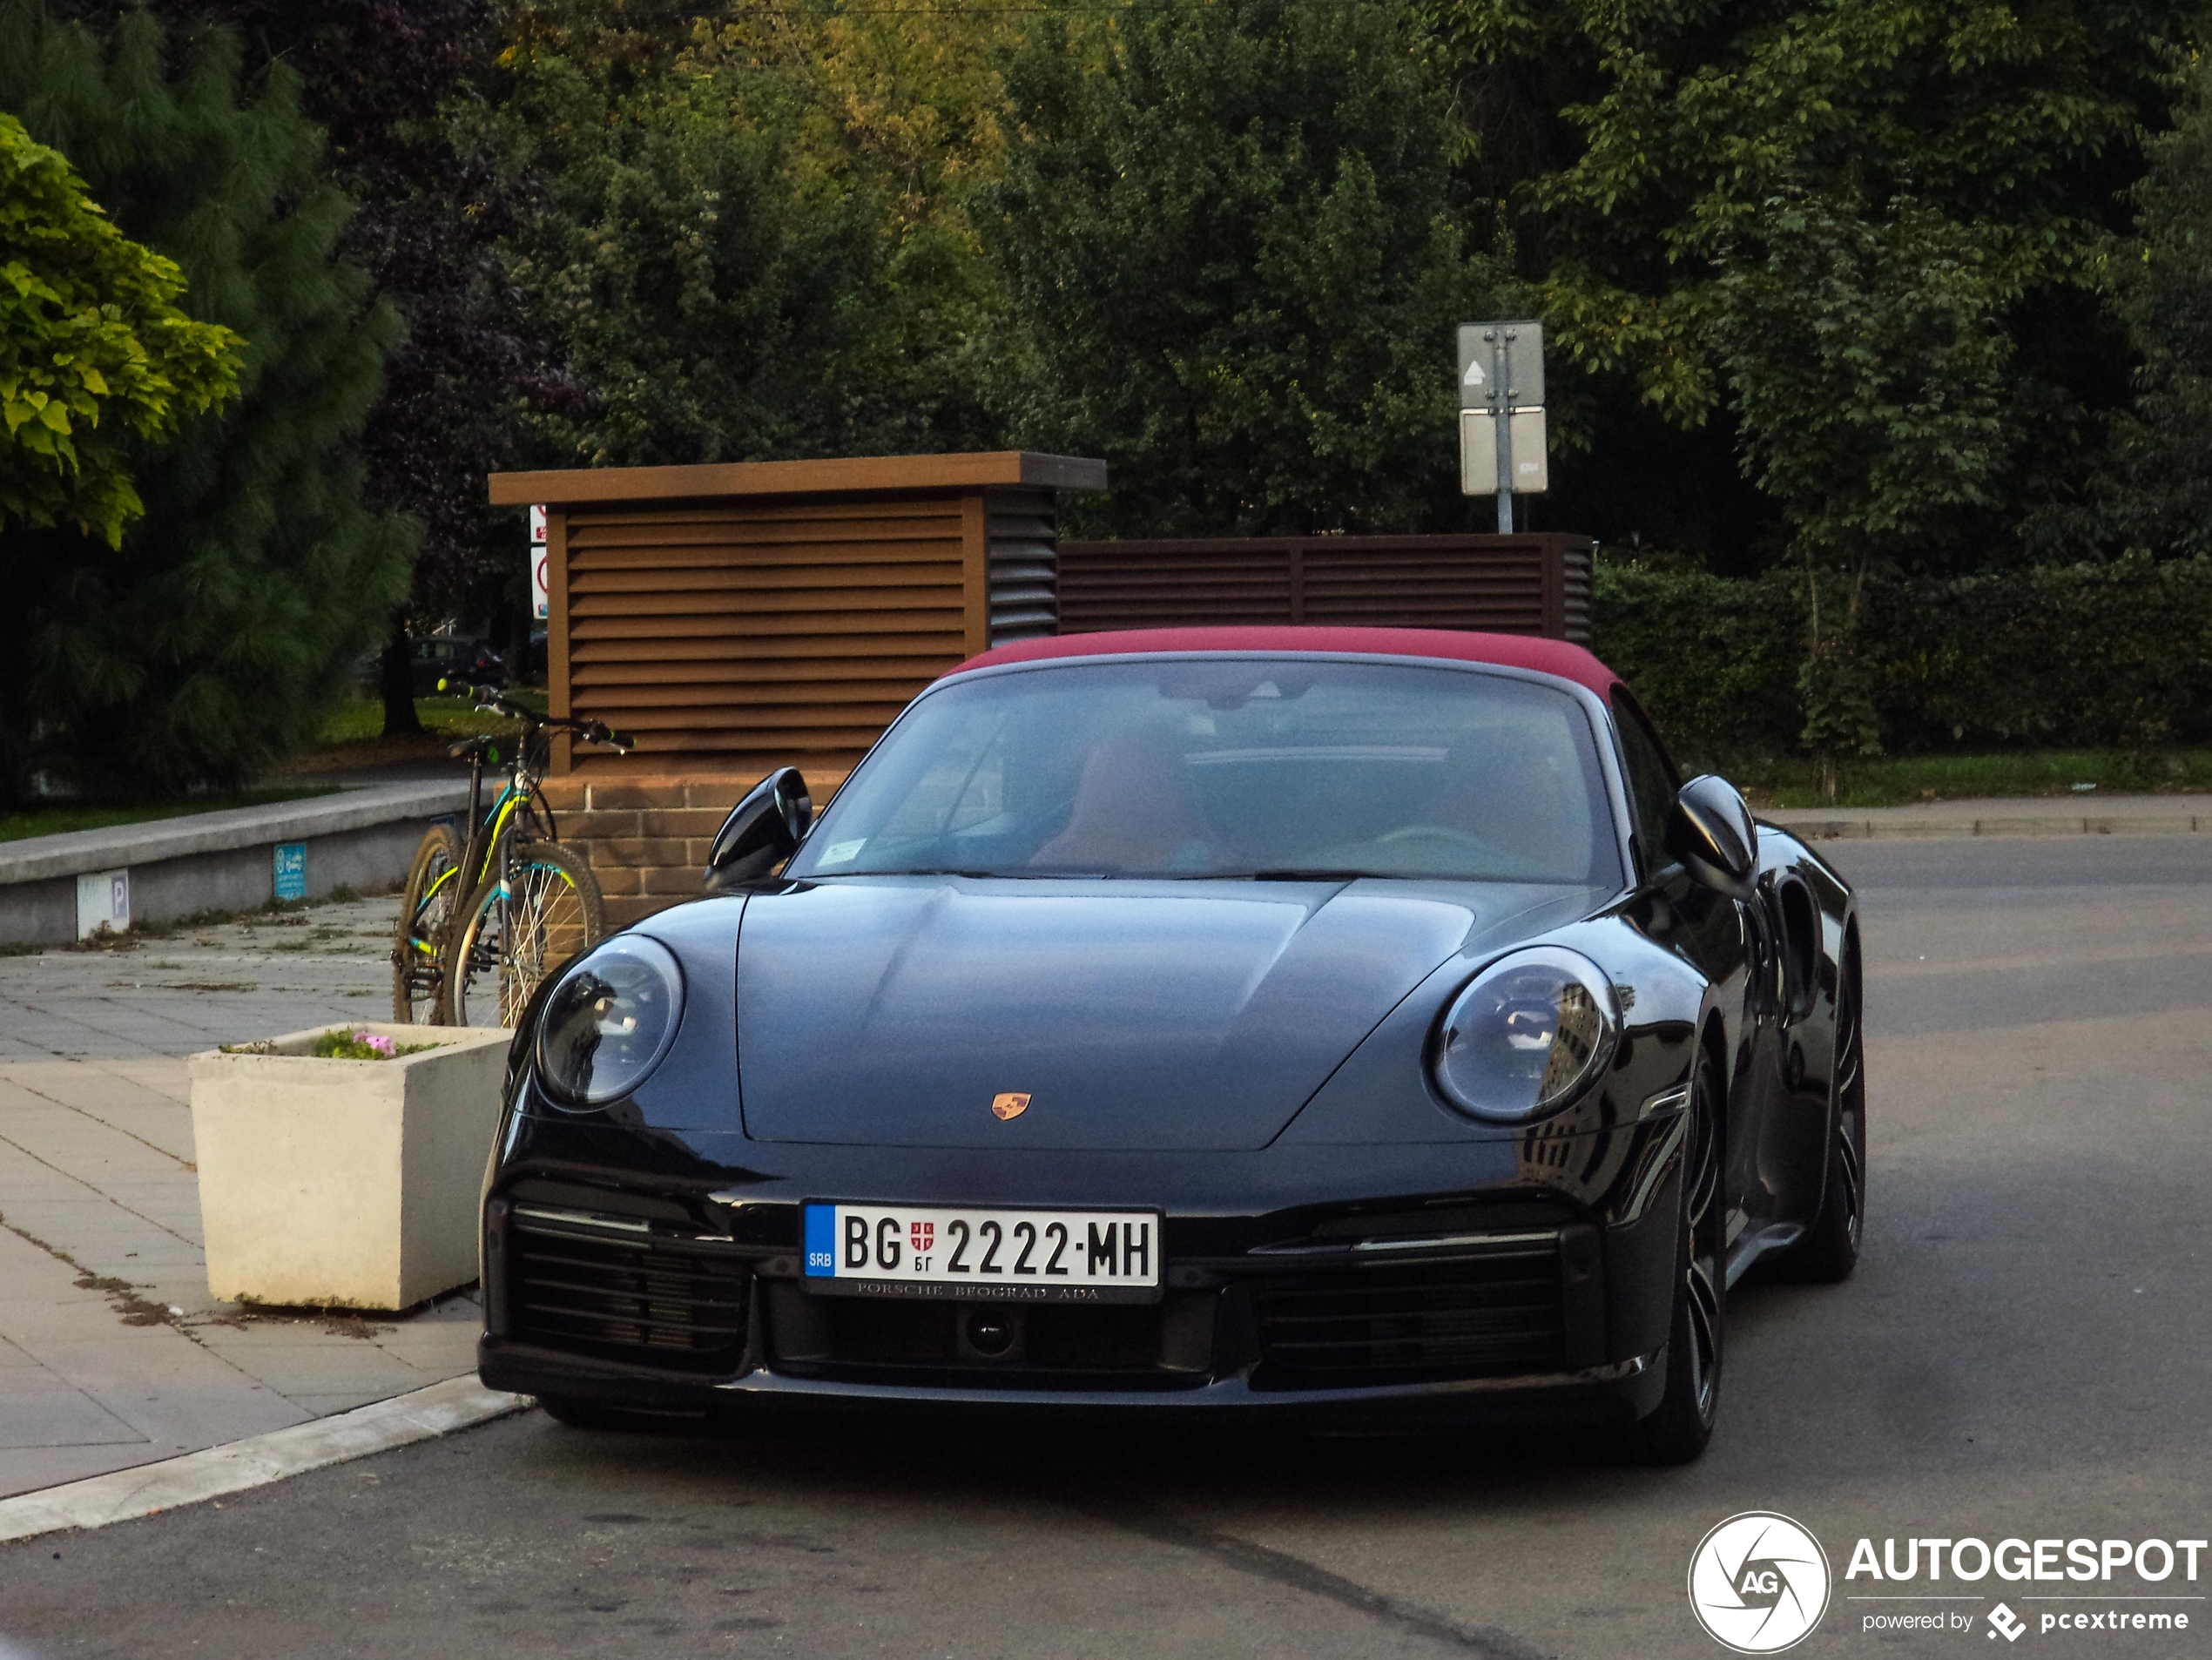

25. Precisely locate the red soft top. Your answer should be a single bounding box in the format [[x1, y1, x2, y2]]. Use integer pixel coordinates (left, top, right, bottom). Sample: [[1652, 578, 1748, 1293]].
[[948, 626, 1622, 700]]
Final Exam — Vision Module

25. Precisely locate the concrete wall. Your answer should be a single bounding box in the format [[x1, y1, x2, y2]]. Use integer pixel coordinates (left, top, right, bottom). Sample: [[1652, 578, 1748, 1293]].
[[0, 782, 469, 948]]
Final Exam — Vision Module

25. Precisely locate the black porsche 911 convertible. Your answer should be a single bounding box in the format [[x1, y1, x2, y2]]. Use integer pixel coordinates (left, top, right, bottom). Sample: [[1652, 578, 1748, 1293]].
[[478, 626, 1865, 1461]]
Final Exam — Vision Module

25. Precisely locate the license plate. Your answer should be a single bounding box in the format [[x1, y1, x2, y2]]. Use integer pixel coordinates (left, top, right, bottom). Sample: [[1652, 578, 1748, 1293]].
[[803, 1204, 1162, 1304]]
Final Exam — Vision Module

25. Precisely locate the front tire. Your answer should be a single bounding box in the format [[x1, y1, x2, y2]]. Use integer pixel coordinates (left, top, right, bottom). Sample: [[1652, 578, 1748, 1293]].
[[442, 841, 604, 1027], [1631, 1049, 1725, 1465]]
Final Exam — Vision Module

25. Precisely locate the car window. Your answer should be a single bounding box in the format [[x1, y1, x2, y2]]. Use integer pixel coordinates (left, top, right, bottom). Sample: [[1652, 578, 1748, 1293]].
[[791, 659, 1624, 887], [1611, 692, 1681, 871]]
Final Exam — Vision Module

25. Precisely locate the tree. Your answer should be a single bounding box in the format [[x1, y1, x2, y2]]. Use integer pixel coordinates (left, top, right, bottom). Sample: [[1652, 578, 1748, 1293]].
[[475, 2, 994, 476], [0, 5, 413, 800], [1711, 184, 2013, 791], [49, 0, 580, 733], [0, 112, 240, 547], [979, 0, 1502, 536], [2110, 51, 2212, 557], [1422, 0, 2201, 570]]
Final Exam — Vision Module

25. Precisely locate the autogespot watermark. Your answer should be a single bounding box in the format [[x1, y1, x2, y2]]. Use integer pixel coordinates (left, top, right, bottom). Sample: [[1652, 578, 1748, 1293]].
[[1847, 1534, 2205, 1643], [1689, 1519, 2208, 1649], [1689, 1513, 1834, 1653]]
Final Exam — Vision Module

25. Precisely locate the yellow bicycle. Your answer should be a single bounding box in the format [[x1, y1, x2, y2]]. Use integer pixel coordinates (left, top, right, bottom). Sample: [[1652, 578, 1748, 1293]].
[[390, 685, 630, 1025]]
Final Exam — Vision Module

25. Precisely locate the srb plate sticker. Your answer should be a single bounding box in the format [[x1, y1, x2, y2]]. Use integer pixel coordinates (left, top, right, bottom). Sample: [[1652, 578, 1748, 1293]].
[[803, 1204, 1162, 1304]]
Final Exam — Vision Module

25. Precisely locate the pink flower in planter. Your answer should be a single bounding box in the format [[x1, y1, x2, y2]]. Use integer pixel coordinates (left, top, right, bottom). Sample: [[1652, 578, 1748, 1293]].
[[355, 1031, 398, 1057]]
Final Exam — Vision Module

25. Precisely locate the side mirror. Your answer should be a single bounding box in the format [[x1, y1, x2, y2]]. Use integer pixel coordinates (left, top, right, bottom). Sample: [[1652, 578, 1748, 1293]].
[[1664, 774, 1757, 899], [704, 767, 812, 891]]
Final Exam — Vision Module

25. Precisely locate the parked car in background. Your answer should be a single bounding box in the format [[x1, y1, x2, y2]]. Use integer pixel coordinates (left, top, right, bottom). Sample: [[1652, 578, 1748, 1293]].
[[413, 634, 505, 697]]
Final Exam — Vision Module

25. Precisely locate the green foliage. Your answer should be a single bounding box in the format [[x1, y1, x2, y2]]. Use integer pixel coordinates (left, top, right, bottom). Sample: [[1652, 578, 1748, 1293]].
[[1424, 0, 2198, 569], [481, 2, 993, 469], [309, 1027, 435, 1059], [0, 4, 414, 800], [1714, 188, 2013, 565], [2110, 51, 2212, 557], [0, 113, 239, 546], [1598, 557, 2212, 762], [979, 0, 1501, 536]]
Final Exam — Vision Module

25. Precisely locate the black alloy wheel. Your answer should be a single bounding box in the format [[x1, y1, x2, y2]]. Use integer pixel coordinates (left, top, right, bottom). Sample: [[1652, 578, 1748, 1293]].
[[1632, 1049, 1725, 1464], [1777, 945, 1867, 1282]]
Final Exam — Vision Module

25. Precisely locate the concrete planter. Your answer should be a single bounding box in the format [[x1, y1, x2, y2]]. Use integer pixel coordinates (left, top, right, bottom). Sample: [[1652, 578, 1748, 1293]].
[[187, 1022, 511, 1312]]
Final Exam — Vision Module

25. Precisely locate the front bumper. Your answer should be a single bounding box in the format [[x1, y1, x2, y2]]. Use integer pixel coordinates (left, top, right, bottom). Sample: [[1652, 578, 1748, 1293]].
[[476, 1108, 1684, 1427]]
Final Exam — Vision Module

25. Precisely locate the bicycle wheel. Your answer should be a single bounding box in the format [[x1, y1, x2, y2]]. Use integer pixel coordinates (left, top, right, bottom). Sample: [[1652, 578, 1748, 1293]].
[[442, 840, 606, 1028], [391, 823, 464, 1023]]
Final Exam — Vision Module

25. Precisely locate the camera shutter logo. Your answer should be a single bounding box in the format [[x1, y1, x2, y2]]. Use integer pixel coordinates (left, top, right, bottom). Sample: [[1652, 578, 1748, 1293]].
[[1687, 1512, 1831, 1653]]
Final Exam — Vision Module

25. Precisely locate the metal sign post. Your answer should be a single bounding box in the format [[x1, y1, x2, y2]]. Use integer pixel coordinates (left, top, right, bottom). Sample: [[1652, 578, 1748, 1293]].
[[1458, 322, 1548, 528], [1492, 330, 1516, 533]]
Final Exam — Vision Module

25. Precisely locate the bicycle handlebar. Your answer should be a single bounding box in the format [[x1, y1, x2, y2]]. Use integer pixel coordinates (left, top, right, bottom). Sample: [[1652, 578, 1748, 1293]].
[[435, 678, 633, 751]]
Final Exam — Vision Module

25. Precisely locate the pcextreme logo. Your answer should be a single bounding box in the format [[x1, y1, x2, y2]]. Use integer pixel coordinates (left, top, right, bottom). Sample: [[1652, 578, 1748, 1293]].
[[1689, 1512, 1834, 1654]]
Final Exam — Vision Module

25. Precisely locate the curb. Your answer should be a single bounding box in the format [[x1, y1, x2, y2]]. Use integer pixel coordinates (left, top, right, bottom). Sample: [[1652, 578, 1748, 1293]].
[[0, 1376, 529, 1545], [1766, 814, 2208, 841]]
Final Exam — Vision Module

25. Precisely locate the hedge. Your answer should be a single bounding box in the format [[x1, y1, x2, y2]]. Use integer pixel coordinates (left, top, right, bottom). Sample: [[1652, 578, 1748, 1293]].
[[1594, 557, 2212, 761]]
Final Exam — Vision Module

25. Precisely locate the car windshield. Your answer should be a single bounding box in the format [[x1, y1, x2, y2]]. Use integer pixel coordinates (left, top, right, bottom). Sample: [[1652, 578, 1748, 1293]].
[[786, 658, 1623, 885]]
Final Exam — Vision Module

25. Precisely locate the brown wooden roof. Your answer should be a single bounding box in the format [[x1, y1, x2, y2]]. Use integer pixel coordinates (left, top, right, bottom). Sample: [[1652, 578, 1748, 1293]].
[[488, 450, 1107, 507]]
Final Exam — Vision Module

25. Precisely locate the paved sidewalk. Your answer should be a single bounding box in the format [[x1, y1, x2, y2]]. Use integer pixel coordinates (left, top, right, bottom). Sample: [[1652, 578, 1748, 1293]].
[[1765, 790, 2212, 839], [0, 896, 482, 1501]]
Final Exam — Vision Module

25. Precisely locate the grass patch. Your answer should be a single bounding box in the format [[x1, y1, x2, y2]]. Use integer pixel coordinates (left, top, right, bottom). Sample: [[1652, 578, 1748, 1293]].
[[0, 786, 343, 845], [1726, 749, 2212, 810], [318, 691, 549, 747]]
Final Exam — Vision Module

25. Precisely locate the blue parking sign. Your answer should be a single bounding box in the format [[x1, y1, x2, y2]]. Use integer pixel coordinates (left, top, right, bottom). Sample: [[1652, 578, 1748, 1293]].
[[274, 842, 307, 901]]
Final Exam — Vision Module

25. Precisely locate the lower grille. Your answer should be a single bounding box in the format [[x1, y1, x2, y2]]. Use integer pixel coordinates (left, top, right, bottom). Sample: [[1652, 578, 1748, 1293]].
[[509, 1214, 748, 1373], [764, 1285, 1212, 1391], [1250, 1242, 1565, 1388]]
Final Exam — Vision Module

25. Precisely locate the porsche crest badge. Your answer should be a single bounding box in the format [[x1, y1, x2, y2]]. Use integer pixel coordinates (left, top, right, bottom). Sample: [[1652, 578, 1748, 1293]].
[[990, 1092, 1031, 1122]]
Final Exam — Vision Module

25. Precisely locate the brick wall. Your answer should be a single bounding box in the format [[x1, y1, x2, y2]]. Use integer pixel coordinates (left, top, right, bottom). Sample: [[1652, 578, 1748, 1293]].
[[540, 771, 848, 931]]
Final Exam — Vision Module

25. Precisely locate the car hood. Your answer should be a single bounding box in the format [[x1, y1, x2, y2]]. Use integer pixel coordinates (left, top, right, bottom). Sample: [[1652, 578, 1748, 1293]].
[[733, 874, 1594, 1151]]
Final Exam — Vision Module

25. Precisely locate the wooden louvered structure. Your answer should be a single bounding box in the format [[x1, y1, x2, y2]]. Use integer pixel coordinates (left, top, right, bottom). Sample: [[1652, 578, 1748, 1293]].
[[1056, 534, 1594, 644], [486, 457, 1595, 928], [488, 452, 1105, 781]]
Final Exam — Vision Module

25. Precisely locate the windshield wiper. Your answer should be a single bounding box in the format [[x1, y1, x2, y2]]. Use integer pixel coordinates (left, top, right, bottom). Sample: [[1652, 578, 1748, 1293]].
[[848, 867, 999, 879], [1229, 868, 1388, 882]]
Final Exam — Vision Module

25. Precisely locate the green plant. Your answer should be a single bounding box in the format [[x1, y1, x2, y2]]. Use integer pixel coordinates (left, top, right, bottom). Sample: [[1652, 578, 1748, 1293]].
[[0, 3, 414, 803], [0, 112, 240, 546], [307, 1028, 436, 1060], [1596, 557, 2212, 764], [2109, 51, 2212, 557], [978, 0, 1501, 536]]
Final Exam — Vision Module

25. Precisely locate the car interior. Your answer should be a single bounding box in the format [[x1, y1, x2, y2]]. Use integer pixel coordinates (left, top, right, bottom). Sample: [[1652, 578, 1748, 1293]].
[[799, 660, 1620, 887]]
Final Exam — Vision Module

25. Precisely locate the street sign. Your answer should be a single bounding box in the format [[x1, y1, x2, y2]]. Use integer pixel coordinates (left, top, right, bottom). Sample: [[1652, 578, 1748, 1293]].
[[273, 843, 307, 903], [1458, 321, 1545, 410], [1457, 322, 1548, 530], [529, 504, 550, 621], [1460, 409, 1550, 495]]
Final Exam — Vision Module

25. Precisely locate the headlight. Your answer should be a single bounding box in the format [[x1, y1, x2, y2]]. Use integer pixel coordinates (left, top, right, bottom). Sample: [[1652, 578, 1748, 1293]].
[[1433, 947, 1619, 1122], [535, 935, 685, 1108]]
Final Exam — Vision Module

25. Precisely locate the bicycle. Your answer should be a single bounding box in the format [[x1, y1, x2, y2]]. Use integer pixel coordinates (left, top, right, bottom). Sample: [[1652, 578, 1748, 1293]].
[[389, 684, 632, 1026]]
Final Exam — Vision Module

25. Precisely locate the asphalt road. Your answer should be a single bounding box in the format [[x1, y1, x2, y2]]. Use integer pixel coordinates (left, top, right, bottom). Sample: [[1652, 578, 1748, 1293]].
[[6, 836, 2209, 1660]]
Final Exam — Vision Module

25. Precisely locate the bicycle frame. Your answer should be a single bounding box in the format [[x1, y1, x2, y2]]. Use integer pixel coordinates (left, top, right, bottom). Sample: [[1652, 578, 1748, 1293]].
[[407, 682, 630, 1023]]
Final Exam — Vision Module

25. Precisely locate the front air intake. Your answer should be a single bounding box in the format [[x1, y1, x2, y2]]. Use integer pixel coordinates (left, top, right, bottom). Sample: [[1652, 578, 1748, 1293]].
[[507, 1206, 747, 1373], [1249, 1239, 1566, 1388]]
